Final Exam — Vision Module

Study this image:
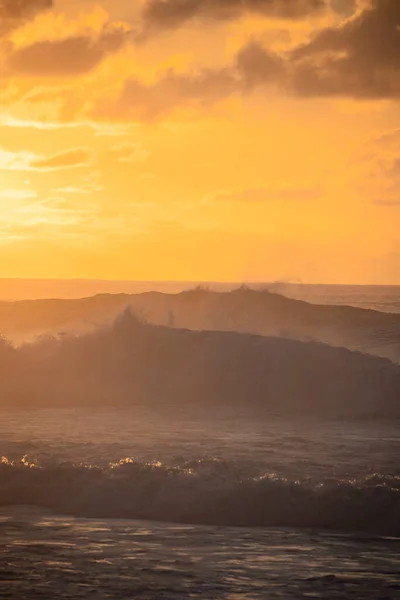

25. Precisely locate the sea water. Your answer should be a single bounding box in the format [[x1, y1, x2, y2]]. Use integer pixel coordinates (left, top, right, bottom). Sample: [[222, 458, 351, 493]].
[[0, 408, 399, 599], [0, 286, 399, 599]]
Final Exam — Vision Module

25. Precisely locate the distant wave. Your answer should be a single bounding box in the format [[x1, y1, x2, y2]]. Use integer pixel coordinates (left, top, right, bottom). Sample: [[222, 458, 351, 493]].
[[1, 287, 400, 363], [1, 456, 399, 536]]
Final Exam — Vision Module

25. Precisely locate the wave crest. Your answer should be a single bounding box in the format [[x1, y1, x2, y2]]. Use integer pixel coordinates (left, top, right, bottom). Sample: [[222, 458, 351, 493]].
[[1, 456, 399, 536]]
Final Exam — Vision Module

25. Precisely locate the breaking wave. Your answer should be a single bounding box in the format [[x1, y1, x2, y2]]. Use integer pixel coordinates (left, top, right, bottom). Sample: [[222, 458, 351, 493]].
[[1, 456, 399, 536], [1, 310, 400, 418]]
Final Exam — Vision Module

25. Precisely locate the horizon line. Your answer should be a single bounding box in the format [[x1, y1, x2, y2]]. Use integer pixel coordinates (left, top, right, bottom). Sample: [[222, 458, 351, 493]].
[[0, 278, 399, 287]]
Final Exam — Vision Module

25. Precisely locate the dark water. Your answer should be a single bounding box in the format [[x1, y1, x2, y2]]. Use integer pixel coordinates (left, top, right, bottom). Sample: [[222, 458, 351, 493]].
[[0, 409, 399, 598], [1, 507, 399, 599]]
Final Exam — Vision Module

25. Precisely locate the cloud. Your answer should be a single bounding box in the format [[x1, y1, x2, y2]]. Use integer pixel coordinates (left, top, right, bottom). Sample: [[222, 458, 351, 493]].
[[94, 4, 400, 123], [0, 0, 52, 19], [0, 146, 93, 172], [91, 40, 286, 119], [0, 195, 101, 243], [110, 141, 151, 163], [57, 184, 101, 194], [0, 189, 37, 200], [31, 196, 99, 216], [30, 148, 93, 171], [330, 0, 357, 16], [5, 1, 393, 125], [94, 67, 237, 120], [289, 0, 400, 98], [236, 41, 285, 88], [0, 115, 133, 137], [0, 0, 53, 36], [6, 26, 129, 76], [56, 171, 103, 195], [349, 127, 400, 208], [0, 147, 37, 171], [38, 197, 71, 211], [130, 0, 400, 114], [141, 0, 326, 35], [134, 0, 400, 112], [91, 43, 288, 120]]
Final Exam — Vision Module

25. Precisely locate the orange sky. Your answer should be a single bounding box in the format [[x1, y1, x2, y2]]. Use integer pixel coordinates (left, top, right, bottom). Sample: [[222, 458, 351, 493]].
[[0, 0, 399, 284]]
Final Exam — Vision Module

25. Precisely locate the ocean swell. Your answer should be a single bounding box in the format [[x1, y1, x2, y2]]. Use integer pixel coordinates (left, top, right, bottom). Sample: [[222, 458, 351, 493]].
[[1, 310, 400, 417], [1, 456, 399, 536]]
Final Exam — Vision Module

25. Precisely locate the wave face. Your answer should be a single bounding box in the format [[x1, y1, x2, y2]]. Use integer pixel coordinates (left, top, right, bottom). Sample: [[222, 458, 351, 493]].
[[1, 310, 400, 417], [0, 456, 399, 536]]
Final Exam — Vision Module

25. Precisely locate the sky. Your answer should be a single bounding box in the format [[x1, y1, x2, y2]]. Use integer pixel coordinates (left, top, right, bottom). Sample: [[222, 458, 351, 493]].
[[0, 0, 399, 284]]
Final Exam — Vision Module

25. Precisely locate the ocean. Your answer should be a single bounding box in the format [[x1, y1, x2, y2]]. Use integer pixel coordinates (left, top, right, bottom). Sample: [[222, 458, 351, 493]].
[[0, 285, 399, 599], [273, 283, 400, 314]]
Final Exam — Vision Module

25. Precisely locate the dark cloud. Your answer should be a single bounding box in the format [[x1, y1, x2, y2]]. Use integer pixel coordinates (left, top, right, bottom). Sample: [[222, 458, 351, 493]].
[[31, 148, 92, 170], [7, 27, 129, 76], [86, 1, 400, 121], [141, 0, 326, 34], [330, 0, 357, 16], [236, 41, 284, 89], [289, 0, 400, 98], [195, 0, 400, 101], [0, 0, 52, 19], [0, 0, 53, 35]]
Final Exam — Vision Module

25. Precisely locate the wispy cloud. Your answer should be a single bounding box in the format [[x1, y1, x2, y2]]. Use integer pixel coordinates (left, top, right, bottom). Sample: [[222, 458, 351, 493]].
[[0, 116, 133, 136], [4, 26, 131, 77], [0, 194, 100, 244], [0, 189, 37, 200], [0, 147, 93, 172], [30, 148, 93, 171], [140, 0, 327, 37], [110, 141, 151, 163], [56, 171, 103, 195]]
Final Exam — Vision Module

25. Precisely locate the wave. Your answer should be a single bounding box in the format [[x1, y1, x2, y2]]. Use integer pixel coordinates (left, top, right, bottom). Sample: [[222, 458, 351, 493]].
[[1, 456, 399, 536], [1, 309, 400, 417], [1, 288, 400, 362]]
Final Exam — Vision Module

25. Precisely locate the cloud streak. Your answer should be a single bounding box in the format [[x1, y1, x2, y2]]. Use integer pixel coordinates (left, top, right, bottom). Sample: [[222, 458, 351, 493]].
[[141, 0, 326, 36], [110, 142, 151, 163], [0, 189, 37, 200], [0, 147, 93, 172], [56, 171, 103, 195], [6, 26, 130, 77], [30, 148, 93, 171]]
